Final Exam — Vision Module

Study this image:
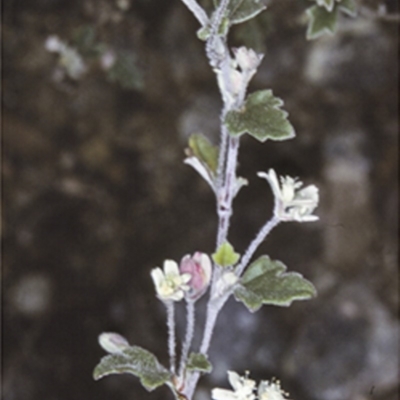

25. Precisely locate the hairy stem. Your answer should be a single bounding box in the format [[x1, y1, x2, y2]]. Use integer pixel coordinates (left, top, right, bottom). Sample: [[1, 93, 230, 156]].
[[184, 295, 229, 399], [179, 300, 196, 377], [217, 135, 240, 247], [180, 0, 209, 26], [166, 301, 177, 375], [236, 216, 281, 276]]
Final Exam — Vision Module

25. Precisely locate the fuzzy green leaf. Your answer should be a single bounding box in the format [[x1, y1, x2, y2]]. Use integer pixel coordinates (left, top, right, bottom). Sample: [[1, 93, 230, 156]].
[[188, 134, 219, 174], [186, 353, 213, 373], [306, 5, 338, 40], [234, 256, 317, 312], [225, 90, 295, 142], [93, 346, 171, 391], [212, 242, 240, 267], [213, 0, 266, 25]]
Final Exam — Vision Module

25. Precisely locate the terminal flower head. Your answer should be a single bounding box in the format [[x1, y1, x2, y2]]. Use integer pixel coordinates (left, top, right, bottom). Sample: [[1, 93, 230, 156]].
[[212, 371, 256, 400], [258, 169, 319, 222], [258, 378, 289, 400], [179, 252, 212, 300], [151, 260, 191, 302]]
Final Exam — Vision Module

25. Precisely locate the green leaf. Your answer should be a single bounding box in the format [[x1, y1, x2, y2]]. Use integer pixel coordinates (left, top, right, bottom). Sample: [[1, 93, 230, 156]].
[[188, 134, 219, 174], [338, 0, 357, 17], [186, 353, 213, 373], [306, 5, 338, 40], [213, 0, 266, 25], [234, 255, 317, 312], [212, 242, 240, 267], [93, 345, 171, 391], [225, 90, 295, 142]]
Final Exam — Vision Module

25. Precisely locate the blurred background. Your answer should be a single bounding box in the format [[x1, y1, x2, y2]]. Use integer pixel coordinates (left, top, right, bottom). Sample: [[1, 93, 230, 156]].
[[2, 0, 399, 399]]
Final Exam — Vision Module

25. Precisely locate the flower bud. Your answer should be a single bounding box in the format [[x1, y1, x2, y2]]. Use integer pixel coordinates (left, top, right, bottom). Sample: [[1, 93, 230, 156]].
[[180, 252, 212, 300], [98, 332, 130, 354], [233, 47, 263, 72]]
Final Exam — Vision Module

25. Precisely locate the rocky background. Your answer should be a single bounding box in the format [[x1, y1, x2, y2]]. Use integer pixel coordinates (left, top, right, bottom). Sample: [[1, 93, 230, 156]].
[[3, 0, 399, 399]]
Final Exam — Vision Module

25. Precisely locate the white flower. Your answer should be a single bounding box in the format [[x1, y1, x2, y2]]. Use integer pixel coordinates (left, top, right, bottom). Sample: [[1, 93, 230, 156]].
[[233, 47, 264, 72], [258, 378, 289, 400], [258, 169, 319, 222], [151, 260, 191, 302], [212, 371, 256, 400]]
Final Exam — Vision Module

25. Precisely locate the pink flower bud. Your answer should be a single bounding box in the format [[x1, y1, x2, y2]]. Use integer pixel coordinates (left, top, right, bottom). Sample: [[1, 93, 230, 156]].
[[179, 252, 212, 300]]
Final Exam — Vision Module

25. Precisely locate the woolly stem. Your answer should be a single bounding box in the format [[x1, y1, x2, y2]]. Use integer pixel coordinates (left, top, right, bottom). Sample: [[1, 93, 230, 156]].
[[236, 216, 281, 277], [179, 300, 196, 377], [180, 0, 209, 26], [165, 301, 177, 375]]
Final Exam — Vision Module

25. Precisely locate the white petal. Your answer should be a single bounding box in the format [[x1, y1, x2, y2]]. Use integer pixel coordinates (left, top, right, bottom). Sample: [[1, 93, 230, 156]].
[[227, 371, 241, 391], [199, 253, 212, 283], [212, 388, 237, 400], [170, 290, 184, 301], [164, 260, 179, 276], [181, 273, 192, 283], [297, 185, 319, 202], [184, 157, 214, 189], [258, 170, 282, 200], [151, 268, 164, 287]]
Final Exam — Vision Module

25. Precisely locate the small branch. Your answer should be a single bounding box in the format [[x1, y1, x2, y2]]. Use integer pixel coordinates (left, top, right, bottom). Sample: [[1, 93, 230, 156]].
[[180, 0, 209, 26], [236, 216, 280, 277], [165, 301, 177, 375], [179, 300, 196, 377]]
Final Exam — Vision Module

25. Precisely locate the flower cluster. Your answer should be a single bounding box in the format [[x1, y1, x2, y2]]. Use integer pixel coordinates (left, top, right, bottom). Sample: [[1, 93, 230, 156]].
[[258, 169, 319, 222], [151, 253, 212, 302], [212, 371, 289, 400]]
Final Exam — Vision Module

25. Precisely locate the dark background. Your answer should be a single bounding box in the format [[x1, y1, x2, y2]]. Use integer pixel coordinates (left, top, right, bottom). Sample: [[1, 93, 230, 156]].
[[2, 0, 398, 399]]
